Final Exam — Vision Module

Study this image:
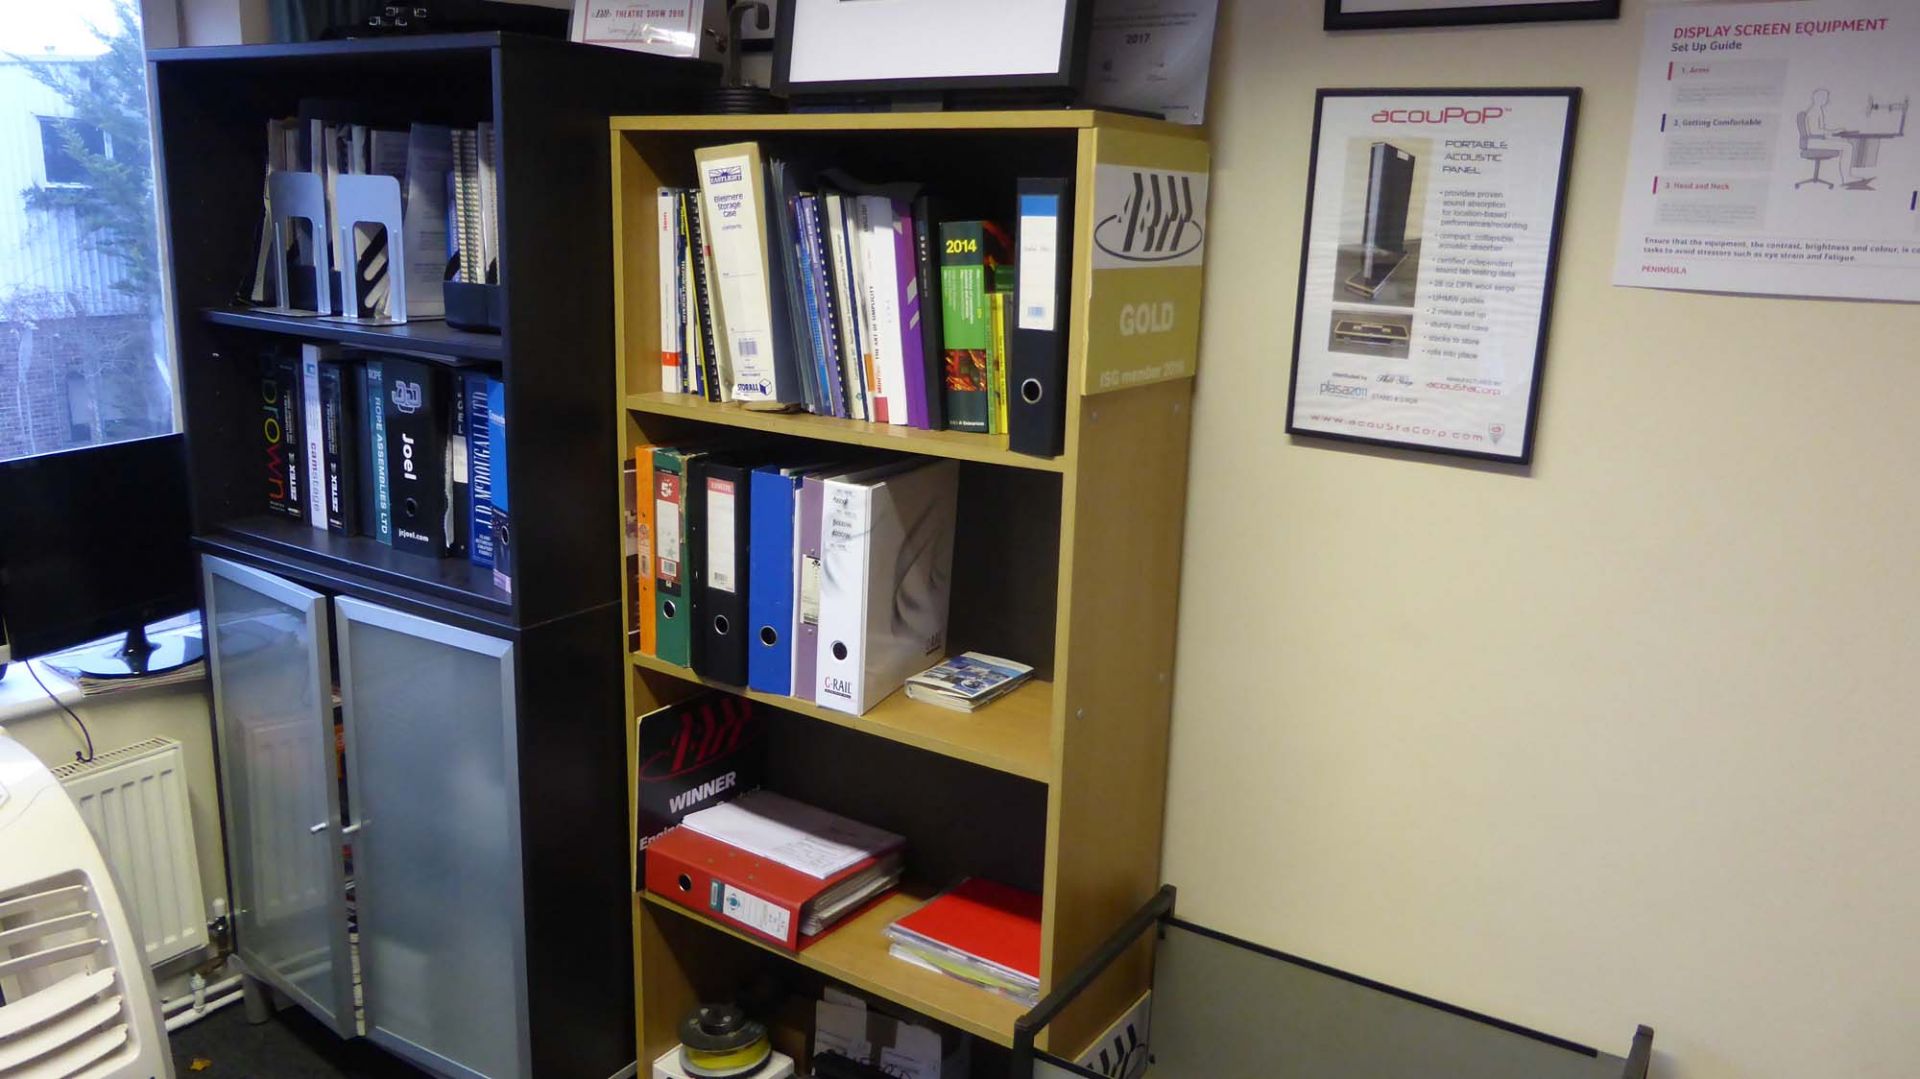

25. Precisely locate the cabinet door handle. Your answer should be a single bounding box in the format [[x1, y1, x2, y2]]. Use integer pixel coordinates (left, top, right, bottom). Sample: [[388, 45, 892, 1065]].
[[308, 821, 330, 835], [342, 822, 362, 837]]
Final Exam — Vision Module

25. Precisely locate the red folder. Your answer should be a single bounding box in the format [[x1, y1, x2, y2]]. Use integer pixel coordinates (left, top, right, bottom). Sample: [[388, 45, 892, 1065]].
[[644, 826, 895, 951], [890, 878, 1041, 981]]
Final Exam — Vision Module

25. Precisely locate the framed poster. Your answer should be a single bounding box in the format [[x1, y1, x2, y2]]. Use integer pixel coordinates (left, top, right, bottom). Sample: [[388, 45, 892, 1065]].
[[1325, 0, 1619, 32], [1285, 89, 1579, 464]]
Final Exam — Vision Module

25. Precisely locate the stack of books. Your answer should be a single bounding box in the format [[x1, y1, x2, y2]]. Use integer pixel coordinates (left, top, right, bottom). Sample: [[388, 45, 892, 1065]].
[[657, 142, 1054, 440], [629, 444, 980, 717], [258, 345, 510, 589], [886, 878, 1042, 1006], [644, 790, 904, 951], [903, 653, 1035, 713]]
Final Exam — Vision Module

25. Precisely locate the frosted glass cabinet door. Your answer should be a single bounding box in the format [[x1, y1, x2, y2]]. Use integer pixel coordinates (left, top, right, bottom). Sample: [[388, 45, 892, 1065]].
[[334, 597, 528, 1079], [200, 556, 357, 1037]]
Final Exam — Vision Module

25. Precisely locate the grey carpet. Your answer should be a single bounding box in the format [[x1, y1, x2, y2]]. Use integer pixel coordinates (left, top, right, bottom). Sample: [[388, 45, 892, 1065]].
[[167, 1003, 428, 1078]]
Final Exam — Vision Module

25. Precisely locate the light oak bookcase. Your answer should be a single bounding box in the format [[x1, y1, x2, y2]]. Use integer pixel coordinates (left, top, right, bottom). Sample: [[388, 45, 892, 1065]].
[[610, 111, 1208, 1070]]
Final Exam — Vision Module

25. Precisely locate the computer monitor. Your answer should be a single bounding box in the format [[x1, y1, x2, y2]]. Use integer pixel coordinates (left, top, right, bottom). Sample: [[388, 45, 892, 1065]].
[[0, 434, 201, 678]]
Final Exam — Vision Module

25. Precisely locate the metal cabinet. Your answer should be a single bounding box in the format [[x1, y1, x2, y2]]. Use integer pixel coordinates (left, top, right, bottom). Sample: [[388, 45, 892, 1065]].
[[203, 556, 529, 1078], [335, 596, 527, 1079], [202, 556, 357, 1037]]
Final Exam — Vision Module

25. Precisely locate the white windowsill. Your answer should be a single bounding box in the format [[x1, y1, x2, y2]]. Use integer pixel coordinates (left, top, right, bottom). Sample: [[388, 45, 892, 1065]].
[[0, 662, 85, 725]]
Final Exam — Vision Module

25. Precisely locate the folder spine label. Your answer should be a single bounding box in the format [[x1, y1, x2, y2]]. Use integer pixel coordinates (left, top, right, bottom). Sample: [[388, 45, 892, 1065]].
[[657, 469, 683, 588], [707, 476, 737, 594], [1017, 193, 1061, 332], [720, 885, 790, 941]]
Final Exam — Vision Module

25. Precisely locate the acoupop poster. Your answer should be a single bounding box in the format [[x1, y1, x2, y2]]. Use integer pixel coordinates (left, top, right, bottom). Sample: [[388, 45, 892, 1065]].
[[1287, 90, 1579, 464], [1614, 0, 1920, 302]]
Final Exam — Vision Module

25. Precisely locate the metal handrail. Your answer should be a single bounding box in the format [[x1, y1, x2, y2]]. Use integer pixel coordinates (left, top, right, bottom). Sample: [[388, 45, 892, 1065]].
[[1009, 885, 1176, 1079], [1008, 883, 1656, 1079]]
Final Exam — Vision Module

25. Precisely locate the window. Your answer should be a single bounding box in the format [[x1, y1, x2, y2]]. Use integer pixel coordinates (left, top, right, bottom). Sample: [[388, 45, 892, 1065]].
[[1, 0, 175, 463], [37, 116, 111, 186]]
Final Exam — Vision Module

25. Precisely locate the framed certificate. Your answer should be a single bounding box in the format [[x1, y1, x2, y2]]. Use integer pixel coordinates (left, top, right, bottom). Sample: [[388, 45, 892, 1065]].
[[1325, 0, 1619, 31], [1285, 89, 1579, 464], [570, 0, 709, 58]]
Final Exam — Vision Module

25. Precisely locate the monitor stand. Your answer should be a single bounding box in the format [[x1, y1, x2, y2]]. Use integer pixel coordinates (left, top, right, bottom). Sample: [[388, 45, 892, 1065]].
[[65, 622, 205, 680]]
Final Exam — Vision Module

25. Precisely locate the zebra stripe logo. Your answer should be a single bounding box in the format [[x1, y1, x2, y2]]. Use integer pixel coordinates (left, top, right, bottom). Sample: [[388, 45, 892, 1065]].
[[1095, 170, 1205, 264]]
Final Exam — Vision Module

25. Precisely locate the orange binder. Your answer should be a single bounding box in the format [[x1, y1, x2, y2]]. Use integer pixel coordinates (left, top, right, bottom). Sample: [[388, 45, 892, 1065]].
[[634, 445, 657, 655], [644, 826, 896, 951]]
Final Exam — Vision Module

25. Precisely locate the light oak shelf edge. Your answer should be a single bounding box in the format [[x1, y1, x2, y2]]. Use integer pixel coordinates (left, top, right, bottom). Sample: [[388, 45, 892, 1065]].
[[630, 651, 1054, 784], [609, 110, 1198, 137], [637, 886, 1030, 1047], [626, 393, 1069, 474]]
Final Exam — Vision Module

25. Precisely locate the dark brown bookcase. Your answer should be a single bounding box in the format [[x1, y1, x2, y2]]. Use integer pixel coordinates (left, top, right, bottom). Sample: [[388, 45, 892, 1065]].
[[150, 33, 709, 1079]]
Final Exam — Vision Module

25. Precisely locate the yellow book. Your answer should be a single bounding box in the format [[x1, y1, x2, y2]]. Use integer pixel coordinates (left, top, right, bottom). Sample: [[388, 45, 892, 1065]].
[[988, 291, 1008, 435]]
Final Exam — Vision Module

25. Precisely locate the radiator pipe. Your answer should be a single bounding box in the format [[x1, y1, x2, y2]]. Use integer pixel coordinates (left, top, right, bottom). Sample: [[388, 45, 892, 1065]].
[[163, 987, 244, 1032], [162, 973, 244, 1016]]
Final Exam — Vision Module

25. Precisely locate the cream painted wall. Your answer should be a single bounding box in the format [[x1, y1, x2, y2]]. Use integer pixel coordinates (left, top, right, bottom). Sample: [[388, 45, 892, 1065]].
[[1, 674, 228, 972], [1163, 2, 1920, 1078]]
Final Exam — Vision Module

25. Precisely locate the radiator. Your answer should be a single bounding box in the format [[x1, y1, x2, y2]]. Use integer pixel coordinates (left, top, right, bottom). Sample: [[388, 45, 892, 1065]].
[[50, 738, 208, 967]]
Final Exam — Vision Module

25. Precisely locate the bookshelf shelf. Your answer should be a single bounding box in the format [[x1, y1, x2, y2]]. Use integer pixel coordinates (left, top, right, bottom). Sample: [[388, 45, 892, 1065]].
[[630, 651, 1054, 782], [202, 307, 507, 362], [615, 110, 1207, 1067], [639, 885, 1030, 1046], [608, 109, 1175, 136], [625, 392, 1067, 474], [213, 514, 511, 615]]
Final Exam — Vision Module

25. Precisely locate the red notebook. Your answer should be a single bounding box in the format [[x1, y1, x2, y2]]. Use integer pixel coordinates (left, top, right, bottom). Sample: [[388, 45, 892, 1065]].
[[888, 878, 1042, 982]]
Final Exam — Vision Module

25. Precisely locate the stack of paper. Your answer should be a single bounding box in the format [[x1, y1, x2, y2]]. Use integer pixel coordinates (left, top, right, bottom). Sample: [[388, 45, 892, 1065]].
[[886, 878, 1041, 1006], [904, 653, 1034, 713], [679, 790, 905, 936]]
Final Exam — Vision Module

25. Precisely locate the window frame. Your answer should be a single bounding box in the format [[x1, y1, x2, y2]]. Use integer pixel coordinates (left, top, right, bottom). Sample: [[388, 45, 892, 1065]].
[[34, 114, 112, 189]]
